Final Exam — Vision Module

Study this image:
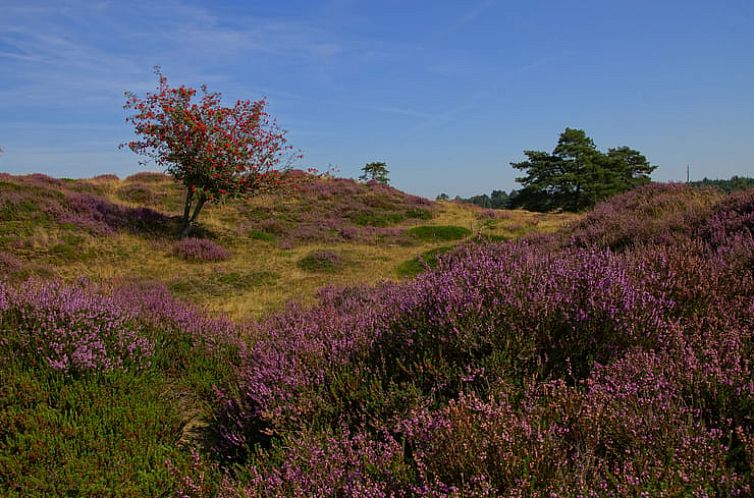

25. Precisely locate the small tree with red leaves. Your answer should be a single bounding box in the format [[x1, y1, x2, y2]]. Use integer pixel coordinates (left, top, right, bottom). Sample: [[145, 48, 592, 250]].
[[123, 68, 299, 237]]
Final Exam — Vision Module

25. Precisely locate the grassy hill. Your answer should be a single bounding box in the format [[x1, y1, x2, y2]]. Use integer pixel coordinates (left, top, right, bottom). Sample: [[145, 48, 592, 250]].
[[4, 173, 753, 496], [0, 171, 575, 319]]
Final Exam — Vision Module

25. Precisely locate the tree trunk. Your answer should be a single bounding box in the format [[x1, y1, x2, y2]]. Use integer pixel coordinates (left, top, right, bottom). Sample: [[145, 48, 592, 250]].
[[180, 189, 194, 238], [180, 192, 206, 238]]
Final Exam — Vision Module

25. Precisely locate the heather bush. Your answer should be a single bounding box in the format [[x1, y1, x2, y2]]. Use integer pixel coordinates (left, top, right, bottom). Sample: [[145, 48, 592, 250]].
[[0, 174, 171, 237], [0, 277, 243, 495], [697, 187, 754, 246], [172, 238, 231, 262], [0, 279, 153, 374], [61, 192, 171, 235], [239, 174, 435, 246], [209, 185, 754, 495], [244, 431, 414, 497], [570, 182, 722, 249], [4, 181, 754, 495]]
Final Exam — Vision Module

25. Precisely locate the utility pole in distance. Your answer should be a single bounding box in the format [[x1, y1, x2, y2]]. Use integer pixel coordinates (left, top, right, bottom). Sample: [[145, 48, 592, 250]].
[[686, 164, 690, 183]]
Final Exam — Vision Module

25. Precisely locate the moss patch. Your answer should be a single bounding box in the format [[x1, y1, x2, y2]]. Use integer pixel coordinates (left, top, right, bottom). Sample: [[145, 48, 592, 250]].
[[406, 225, 471, 242], [396, 246, 454, 278]]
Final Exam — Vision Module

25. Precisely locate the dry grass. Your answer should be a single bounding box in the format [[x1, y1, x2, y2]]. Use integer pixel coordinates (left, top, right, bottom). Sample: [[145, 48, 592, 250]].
[[3, 173, 578, 320]]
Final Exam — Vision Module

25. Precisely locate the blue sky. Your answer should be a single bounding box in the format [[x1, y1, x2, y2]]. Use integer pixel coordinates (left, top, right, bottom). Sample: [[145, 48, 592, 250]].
[[1, 0, 752, 198]]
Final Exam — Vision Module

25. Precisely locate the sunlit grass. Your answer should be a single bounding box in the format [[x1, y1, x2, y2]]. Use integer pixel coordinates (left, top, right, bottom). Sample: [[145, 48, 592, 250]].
[[2, 174, 577, 320]]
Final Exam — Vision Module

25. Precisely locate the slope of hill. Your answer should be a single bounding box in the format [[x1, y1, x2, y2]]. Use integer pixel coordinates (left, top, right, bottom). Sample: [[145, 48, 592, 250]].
[[0, 172, 574, 319], [8, 173, 752, 495], [3, 180, 753, 496]]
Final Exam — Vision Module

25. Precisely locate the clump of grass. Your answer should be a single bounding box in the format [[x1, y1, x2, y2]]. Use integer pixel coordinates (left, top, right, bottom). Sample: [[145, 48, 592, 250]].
[[170, 270, 279, 297], [248, 229, 276, 242], [480, 233, 511, 242], [297, 250, 343, 273], [172, 238, 230, 262], [116, 183, 161, 205], [124, 172, 168, 183], [406, 225, 471, 241], [405, 208, 433, 220], [396, 246, 453, 278], [49, 233, 96, 263], [91, 174, 120, 182], [350, 210, 406, 227]]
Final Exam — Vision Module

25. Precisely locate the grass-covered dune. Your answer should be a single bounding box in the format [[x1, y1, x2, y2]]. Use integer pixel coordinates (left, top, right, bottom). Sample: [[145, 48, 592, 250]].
[[0, 171, 571, 319], [2, 178, 753, 496]]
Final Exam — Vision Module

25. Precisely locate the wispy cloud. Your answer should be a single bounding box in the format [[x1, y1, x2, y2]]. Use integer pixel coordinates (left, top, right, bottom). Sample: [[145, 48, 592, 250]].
[[0, 0, 343, 109], [437, 0, 497, 36], [458, 0, 497, 27]]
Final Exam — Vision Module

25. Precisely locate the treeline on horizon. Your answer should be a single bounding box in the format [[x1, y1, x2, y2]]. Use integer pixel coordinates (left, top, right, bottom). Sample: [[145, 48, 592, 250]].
[[439, 127, 752, 213], [450, 175, 754, 211]]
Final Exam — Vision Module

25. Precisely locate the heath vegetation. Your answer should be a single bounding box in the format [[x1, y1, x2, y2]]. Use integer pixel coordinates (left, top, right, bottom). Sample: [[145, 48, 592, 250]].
[[2, 171, 753, 495]]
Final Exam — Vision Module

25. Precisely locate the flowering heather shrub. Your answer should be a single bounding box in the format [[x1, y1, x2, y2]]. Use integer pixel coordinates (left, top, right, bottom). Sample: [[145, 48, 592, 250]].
[[570, 183, 722, 249], [172, 238, 230, 262], [0, 252, 23, 274], [401, 368, 749, 496], [0, 276, 244, 495], [0, 277, 240, 378], [0, 173, 170, 236], [125, 171, 169, 183], [245, 431, 414, 497], [60, 192, 170, 235], [0, 279, 153, 374], [208, 186, 754, 495], [698, 187, 754, 246], [215, 242, 679, 456], [239, 174, 435, 246], [165, 449, 238, 498], [108, 279, 239, 349]]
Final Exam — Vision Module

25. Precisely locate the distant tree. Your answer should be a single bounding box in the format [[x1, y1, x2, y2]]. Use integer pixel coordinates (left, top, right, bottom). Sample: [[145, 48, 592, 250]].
[[690, 176, 754, 193], [454, 189, 512, 210], [467, 194, 492, 208], [123, 68, 299, 237], [436, 193, 450, 201], [490, 190, 510, 209], [510, 128, 656, 212], [359, 161, 390, 185]]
